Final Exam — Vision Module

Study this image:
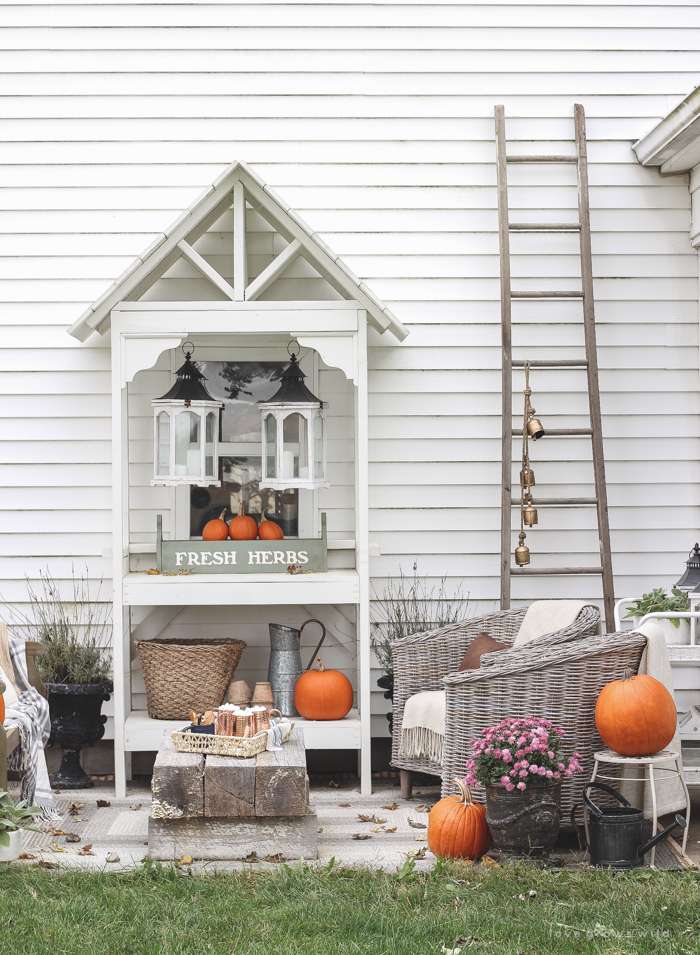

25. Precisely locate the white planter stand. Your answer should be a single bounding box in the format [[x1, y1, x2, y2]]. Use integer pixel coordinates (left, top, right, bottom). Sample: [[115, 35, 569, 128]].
[[0, 829, 22, 863]]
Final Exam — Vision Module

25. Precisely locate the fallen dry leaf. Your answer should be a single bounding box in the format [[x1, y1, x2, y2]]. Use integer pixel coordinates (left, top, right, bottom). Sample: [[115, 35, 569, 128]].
[[177, 855, 193, 866], [78, 845, 95, 856], [68, 802, 84, 816], [65, 834, 81, 844], [405, 846, 427, 859], [243, 851, 259, 863], [414, 834, 428, 842], [51, 829, 68, 836], [38, 861, 58, 869], [357, 814, 385, 824], [96, 800, 111, 808], [50, 842, 66, 853], [105, 852, 120, 863], [382, 803, 399, 811], [408, 819, 427, 829], [370, 825, 385, 833], [19, 853, 36, 861], [73, 818, 89, 822], [27, 886, 37, 898], [131, 803, 142, 812], [480, 856, 499, 868], [328, 780, 339, 788], [414, 805, 432, 813], [385, 826, 397, 833], [338, 803, 350, 808], [264, 853, 286, 863], [352, 833, 371, 840]]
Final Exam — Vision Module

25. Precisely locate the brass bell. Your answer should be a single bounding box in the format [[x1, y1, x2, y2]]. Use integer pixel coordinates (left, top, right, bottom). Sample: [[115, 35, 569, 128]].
[[515, 532, 530, 566], [520, 467, 535, 488], [523, 499, 538, 527], [527, 414, 545, 441]]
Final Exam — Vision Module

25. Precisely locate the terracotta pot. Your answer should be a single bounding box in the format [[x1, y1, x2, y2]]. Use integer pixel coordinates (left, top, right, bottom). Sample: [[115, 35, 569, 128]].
[[251, 681, 275, 711], [485, 782, 561, 854], [228, 680, 252, 707]]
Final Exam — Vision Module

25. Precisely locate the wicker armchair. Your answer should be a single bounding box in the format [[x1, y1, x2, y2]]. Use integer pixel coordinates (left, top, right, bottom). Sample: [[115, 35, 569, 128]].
[[390, 605, 600, 796], [0, 641, 46, 792], [441, 630, 647, 817]]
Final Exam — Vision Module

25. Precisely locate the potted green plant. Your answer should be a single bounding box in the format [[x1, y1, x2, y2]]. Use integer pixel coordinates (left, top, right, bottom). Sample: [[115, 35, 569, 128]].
[[624, 588, 691, 645], [6, 569, 113, 789], [464, 716, 583, 854], [371, 565, 469, 735], [0, 790, 42, 862]]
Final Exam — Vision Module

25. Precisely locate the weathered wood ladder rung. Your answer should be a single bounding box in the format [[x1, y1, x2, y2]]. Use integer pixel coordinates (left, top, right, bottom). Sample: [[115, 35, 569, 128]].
[[496, 103, 615, 631]]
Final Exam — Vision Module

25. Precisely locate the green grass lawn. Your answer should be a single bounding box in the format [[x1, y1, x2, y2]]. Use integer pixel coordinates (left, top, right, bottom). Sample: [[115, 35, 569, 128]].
[[1, 859, 699, 954]]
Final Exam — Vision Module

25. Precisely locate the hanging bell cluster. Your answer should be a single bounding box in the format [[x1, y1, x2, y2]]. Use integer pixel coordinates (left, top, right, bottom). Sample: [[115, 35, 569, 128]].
[[523, 495, 538, 527], [514, 361, 544, 566], [515, 531, 530, 566], [520, 466, 535, 488], [527, 412, 545, 441]]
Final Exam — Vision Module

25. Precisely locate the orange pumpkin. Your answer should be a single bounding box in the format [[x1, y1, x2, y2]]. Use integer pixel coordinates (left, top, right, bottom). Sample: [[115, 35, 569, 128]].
[[595, 667, 677, 757], [428, 778, 492, 860], [294, 658, 353, 720], [202, 509, 229, 541], [228, 503, 258, 541], [259, 520, 284, 541]]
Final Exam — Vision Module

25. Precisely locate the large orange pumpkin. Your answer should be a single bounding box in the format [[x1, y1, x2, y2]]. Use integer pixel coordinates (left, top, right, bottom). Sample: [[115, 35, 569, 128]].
[[259, 520, 284, 541], [202, 509, 229, 541], [294, 658, 353, 720], [595, 667, 677, 757], [228, 503, 258, 541], [427, 778, 492, 860]]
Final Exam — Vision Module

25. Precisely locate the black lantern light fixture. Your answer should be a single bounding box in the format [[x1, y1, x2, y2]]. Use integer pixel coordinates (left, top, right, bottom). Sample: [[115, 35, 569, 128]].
[[151, 341, 223, 487], [676, 543, 700, 592]]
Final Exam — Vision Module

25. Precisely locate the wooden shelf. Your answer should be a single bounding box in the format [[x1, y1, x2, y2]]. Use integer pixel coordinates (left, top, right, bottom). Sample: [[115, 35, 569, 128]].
[[122, 569, 360, 606], [124, 709, 362, 751]]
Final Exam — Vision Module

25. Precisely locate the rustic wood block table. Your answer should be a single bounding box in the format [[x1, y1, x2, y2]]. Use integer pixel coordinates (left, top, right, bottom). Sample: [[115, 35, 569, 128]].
[[148, 725, 318, 861]]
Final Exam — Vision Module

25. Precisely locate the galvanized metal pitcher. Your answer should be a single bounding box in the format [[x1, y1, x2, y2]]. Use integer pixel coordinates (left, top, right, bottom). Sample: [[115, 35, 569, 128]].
[[267, 619, 326, 716]]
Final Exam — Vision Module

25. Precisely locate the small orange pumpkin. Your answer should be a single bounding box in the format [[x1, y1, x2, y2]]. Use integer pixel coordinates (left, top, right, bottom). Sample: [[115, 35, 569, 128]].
[[427, 778, 492, 860], [202, 509, 229, 541], [259, 520, 284, 541], [228, 503, 258, 541], [294, 658, 353, 720], [595, 667, 677, 757]]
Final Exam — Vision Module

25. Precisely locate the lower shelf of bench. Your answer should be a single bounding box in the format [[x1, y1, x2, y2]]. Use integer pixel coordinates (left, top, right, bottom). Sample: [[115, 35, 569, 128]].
[[125, 709, 362, 751], [148, 810, 318, 861]]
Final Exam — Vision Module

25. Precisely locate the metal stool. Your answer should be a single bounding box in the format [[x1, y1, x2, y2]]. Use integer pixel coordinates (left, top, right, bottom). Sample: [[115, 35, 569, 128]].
[[586, 749, 690, 866]]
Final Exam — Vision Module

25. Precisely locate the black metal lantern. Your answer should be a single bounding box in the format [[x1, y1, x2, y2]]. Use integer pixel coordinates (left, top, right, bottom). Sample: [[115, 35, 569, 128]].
[[151, 342, 223, 487], [676, 543, 700, 591]]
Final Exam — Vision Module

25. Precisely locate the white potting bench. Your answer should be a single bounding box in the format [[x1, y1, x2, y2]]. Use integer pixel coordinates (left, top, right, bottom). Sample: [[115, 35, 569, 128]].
[[68, 161, 408, 798]]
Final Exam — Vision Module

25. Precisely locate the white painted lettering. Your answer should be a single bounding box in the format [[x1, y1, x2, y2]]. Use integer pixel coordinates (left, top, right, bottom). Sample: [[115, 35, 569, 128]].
[[273, 551, 286, 564], [212, 552, 224, 565], [224, 552, 237, 564], [297, 551, 309, 564], [248, 552, 262, 564], [200, 552, 212, 566], [261, 551, 273, 564], [188, 552, 200, 565], [286, 551, 297, 564], [175, 552, 186, 566]]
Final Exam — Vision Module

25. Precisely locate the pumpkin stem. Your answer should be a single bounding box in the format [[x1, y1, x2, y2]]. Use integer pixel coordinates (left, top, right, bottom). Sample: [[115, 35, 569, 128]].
[[315, 658, 326, 672], [454, 777, 474, 806], [622, 667, 635, 681], [218, 509, 226, 521], [237, 502, 245, 517]]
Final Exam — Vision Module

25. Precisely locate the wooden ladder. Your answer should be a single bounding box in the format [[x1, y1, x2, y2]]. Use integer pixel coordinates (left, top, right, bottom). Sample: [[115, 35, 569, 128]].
[[496, 103, 614, 632]]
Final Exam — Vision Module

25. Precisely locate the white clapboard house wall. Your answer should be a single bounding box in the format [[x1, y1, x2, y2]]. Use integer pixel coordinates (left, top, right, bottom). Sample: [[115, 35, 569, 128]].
[[0, 3, 699, 756]]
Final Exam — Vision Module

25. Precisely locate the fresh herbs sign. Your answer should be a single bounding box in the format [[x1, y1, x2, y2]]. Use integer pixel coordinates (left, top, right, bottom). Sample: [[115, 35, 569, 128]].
[[156, 514, 328, 574]]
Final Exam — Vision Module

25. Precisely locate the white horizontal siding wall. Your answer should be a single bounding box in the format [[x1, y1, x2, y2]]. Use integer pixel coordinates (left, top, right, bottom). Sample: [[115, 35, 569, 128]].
[[0, 2, 698, 739]]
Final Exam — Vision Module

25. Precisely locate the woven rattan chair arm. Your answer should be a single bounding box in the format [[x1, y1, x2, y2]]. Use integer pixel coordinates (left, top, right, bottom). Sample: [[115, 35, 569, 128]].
[[390, 607, 525, 653], [477, 605, 600, 668], [444, 631, 646, 687]]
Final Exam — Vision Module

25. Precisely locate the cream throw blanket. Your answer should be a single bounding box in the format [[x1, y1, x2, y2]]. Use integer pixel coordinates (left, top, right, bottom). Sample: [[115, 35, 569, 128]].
[[399, 690, 446, 765], [513, 600, 595, 647], [618, 621, 686, 819]]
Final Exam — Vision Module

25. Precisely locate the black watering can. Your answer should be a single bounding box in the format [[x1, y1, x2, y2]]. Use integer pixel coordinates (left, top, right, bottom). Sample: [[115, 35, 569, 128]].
[[571, 782, 686, 870]]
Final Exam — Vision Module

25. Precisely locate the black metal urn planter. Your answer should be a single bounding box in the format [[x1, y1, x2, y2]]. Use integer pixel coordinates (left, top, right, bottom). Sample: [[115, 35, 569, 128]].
[[485, 781, 562, 854], [47, 682, 113, 789], [376, 674, 394, 736]]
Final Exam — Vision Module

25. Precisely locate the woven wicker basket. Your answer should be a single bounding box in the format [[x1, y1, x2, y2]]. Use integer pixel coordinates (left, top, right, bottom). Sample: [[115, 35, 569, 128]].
[[171, 721, 294, 758], [135, 638, 247, 720]]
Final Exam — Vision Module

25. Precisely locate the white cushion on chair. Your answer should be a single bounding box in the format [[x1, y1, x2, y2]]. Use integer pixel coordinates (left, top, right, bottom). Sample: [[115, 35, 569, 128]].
[[513, 600, 590, 647], [0, 662, 19, 710]]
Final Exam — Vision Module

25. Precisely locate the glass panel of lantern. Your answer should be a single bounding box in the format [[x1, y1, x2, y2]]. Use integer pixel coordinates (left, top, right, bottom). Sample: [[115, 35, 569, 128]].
[[265, 414, 277, 479], [314, 412, 324, 480], [205, 412, 217, 479], [156, 412, 170, 477]]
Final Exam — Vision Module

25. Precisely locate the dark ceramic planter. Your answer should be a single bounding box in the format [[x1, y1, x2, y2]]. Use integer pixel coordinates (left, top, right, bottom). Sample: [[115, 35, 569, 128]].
[[376, 674, 394, 736], [485, 781, 561, 854], [46, 682, 113, 789]]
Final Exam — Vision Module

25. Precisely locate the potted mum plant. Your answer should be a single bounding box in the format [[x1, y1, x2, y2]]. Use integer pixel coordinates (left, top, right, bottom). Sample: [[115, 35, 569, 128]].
[[624, 588, 691, 645], [6, 569, 112, 789], [464, 716, 583, 854], [0, 789, 42, 863]]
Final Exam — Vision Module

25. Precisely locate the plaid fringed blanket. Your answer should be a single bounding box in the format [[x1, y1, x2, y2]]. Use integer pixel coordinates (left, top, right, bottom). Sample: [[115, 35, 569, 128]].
[[3, 624, 57, 813]]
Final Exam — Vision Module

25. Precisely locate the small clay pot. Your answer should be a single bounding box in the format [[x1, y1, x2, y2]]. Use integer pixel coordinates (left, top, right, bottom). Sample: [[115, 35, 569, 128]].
[[228, 680, 252, 707], [251, 681, 275, 711]]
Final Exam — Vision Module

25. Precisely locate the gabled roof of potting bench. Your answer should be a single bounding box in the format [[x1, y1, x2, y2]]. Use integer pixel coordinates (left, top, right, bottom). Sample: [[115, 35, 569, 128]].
[[67, 159, 408, 343]]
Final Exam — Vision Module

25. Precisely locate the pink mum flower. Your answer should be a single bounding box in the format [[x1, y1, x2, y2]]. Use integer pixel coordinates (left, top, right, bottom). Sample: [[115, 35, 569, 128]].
[[517, 782, 527, 791]]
